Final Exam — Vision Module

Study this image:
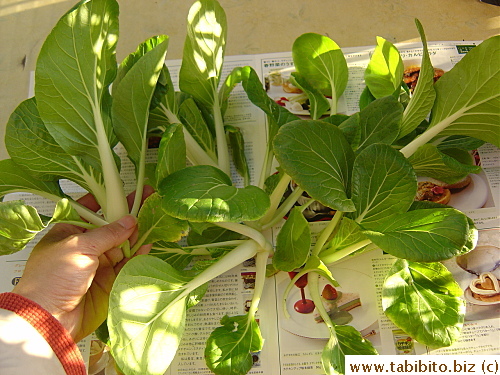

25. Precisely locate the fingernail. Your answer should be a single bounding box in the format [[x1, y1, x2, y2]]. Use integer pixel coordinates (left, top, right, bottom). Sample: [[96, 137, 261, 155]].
[[117, 215, 137, 230]]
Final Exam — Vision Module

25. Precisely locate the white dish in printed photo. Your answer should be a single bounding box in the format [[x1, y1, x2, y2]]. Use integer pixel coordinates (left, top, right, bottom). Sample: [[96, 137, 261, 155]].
[[280, 268, 377, 339]]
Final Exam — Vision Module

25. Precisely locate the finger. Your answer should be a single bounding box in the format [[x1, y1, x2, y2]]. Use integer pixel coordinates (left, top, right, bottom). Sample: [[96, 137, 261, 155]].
[[99, 246, 124, 268], [114, 243, 152, 273], [74, 215, 137, 257], [76, 192, 101, 212]]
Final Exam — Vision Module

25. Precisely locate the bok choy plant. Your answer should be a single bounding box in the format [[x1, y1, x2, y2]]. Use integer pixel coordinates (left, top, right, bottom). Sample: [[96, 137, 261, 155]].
[[0, 0, 499, 374]]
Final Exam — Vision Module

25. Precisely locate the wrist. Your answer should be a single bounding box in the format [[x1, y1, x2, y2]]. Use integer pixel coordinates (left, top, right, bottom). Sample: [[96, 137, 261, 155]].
[[12, 284, 64, 322]]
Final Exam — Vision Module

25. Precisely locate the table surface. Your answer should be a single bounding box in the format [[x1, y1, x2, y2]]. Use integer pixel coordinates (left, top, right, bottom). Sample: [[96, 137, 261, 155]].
[[1, 0, 499, 159]]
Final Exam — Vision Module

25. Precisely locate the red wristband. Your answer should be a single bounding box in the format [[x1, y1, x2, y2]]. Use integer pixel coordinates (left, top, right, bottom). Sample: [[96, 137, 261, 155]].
[[0, 292, 87, 375]]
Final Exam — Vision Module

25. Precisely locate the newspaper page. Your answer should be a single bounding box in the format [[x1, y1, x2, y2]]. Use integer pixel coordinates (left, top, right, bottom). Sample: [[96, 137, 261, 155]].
[[0, 40, 498, 375]]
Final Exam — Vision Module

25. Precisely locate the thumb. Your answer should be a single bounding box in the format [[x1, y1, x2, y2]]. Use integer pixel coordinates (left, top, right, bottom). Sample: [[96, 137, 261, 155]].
[[76, 215, 137, 257]]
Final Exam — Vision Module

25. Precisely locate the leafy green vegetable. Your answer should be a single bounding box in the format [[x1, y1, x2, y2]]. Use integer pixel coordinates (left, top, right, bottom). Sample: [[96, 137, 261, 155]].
[[273, 206, 311, 271], [382, 260, 465, 347], [205, 314, 263, 375], [292, 33, 348, 114], [158, 165, 270, 222], [273, 120, 355, 212], [364, 36, 404, 99], [1, 0, 497, 373]]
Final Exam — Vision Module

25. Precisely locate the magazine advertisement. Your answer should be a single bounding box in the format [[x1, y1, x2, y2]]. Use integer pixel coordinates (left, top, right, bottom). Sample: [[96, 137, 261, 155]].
[[0, 40, 498, 374]]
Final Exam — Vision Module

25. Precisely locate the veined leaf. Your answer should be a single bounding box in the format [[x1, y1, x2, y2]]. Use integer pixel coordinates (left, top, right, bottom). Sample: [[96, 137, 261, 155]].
[[179, 97, 216, 157], [187, 223, 242, 246], [0, 201, 47, 255], [351, 144, 416, 229], [290, 72, 330, 120], [108, 255, 193, 375], [113, 35, 168, 94], [112, 37, 169, 168], [363, 207, 471, 262], [0, 159, 65, 201], [0, 198, 83, 255], [322, 217, 369, 257], [137, 193, 189, 244], [382, 259, 465, 347], [205, 314, 263, 375], [156, 122, 187, 185], [408, 144, 480, 184], [364, 36, 404, 99], [273, 120, 355, 212], [273, 206, 311, 271], [179, 0, 227, 109], [158, 165, 270, 222], [5, 98, 105, 195], [353, 96, 402, 153], [226, 125, 250, 184], [34, 0, 119, 169], [399, 20, 436, 139], [427, 36, 500, 147], [292, 33, 348, 114], [322, 325, 377, 375]]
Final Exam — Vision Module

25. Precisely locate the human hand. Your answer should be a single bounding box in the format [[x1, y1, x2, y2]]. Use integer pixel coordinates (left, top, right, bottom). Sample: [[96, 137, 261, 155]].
[[12, 187, 154, 342]]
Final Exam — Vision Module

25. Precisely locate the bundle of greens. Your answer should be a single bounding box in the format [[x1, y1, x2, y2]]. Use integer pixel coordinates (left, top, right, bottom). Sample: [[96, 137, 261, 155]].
[[0, 0, 498, 374]]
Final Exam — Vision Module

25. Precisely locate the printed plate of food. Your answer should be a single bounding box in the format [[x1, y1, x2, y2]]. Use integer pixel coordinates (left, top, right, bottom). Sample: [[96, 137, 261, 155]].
[[415, 173, 488, 211], [279, 268, 377, 339]]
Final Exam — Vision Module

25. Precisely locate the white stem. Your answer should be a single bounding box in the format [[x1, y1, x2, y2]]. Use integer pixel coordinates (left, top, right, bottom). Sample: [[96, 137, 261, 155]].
[[182, 239, 260, 293], [160, 103, 218, 167], [130, 139, 147, 217], [259, 173, 291, 226], [312, 211, 343, 257], [247, 251, 268, 318], [213, 96, 230, 175], [94, 111, 129, 222], [215, 222, 272, 252]]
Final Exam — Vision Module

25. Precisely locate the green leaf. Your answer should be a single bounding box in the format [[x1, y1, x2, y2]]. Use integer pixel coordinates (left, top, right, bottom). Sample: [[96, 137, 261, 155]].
[[113, 35, 168, 95], [408, 144, 480, 184], [364, 36, 404, 99], [178, 97, 217, 158], [363, 208, 471, 262], [351, 144, 417, 229], [321, 217, 369, 256], [382, 259, 465, 347], [240, 66, 299, 140], [0, 200, 47, 255], [292, 33, 348, 113], [5, 98, 104, 193], [322, 325, 377, 375], [179, 0, 227, 109], [273, 206, 311, 271], [399, 20, 436, 139], [290, 72, 331, 120], [156, 123, 187, 184], [51, 198, 82, 223], [187, 224, 242, 246], [428, 36, 500, 147], [353, 96, 403, 153], [0, 198, 82, 255], [226, 125, 250, 183], [158, 165, 270, 222], [436, 135, 485, 151], [0, 159, 65, 200], [358, 86, 376, 110], [34, 0, 119, 169], [205, 314, 263, 375], [137, 193, 189, 244], [273, 120, 355, 212], [112, 37, 169, 168], [108, 255, 193, 375]]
